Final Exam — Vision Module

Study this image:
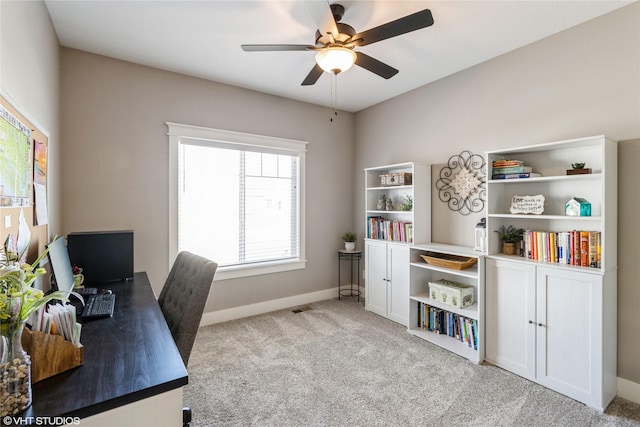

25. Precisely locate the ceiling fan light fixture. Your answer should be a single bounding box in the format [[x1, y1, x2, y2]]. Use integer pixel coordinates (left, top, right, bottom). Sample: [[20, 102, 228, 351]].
[[315, 47, 356, 74]]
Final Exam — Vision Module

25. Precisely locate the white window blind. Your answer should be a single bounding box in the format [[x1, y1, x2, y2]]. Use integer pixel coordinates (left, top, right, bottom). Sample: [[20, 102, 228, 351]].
[[167, 123, 307, 280]]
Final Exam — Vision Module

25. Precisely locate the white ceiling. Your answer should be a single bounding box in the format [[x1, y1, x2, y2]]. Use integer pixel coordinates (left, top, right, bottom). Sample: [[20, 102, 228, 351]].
[[44, 0, 633, 112]]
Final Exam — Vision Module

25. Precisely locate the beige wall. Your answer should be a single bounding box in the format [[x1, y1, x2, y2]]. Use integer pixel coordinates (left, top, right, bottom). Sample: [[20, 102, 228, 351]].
[[354, 3, 639, 383], [59, 48, 355, 308], [0, 0, 60, 234]]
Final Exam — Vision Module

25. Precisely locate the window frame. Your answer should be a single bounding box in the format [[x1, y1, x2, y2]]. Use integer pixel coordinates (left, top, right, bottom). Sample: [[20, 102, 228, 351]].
[[167, 122, 307, 280]]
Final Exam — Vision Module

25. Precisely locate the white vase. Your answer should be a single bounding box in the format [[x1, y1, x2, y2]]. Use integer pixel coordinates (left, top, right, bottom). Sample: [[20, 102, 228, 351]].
[[344, 242, 356, 251]]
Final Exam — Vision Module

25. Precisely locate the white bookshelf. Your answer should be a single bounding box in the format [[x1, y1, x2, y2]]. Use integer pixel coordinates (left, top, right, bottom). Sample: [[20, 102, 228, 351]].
[[364, 162, 430, 326], [364, 162, 430, 245], [484, 135, 617, 411]]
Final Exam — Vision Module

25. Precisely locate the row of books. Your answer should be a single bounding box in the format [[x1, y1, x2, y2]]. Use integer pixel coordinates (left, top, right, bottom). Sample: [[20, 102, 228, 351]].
[[520, 230, 601, 268], [367, 217, 413, 242], [416, 302, 478, 350]]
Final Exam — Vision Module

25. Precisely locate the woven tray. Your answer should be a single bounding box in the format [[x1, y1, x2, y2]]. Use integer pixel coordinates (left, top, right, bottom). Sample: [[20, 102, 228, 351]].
[[420, 252, 477, 270]]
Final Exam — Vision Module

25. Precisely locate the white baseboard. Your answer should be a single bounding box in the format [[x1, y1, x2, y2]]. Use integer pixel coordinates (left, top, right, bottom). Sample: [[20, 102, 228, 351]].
[[617, 377, 640, 404], [200, 287, 341, 326]]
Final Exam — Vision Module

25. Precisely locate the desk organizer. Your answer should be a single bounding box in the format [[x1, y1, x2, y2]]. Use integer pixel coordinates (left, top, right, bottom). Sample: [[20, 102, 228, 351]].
[[21, 328, 84, 383]]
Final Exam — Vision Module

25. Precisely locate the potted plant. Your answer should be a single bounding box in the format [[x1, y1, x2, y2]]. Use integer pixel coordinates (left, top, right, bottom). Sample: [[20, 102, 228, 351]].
[[341, 232, 357, 251], [398, 195, 413, 211], [494, 225, 524, 255]]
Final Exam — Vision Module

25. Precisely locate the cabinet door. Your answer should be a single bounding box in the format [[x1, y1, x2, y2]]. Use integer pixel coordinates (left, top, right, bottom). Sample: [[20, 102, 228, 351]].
[[485, 258, 536, 380], [536, 267, 602, 406], [365, 240, 388, 317], [387, 244, 410, 326]]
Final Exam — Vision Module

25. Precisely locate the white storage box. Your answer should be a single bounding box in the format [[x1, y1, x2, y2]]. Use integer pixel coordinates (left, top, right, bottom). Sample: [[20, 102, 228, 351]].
[[428, 279, 475, 309]]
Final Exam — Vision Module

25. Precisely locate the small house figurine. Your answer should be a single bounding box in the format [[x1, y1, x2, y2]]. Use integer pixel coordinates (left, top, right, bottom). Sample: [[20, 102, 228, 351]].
[[565, 197, 591, 217]]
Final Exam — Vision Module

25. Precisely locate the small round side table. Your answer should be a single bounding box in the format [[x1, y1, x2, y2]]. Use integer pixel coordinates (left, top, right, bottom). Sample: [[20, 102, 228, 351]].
[[338, 249, 362, 301]]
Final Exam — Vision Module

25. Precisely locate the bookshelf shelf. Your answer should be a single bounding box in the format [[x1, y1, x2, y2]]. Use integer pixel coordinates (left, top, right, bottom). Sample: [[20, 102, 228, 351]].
[[484, 135, 617, 411], [407, 327, 479, 361], [409, 262, 478, 280], [487, 213, 602, 222], [488, 173, 601, 184], [486, 253, 605, 274], [408, 243, 484, 364]]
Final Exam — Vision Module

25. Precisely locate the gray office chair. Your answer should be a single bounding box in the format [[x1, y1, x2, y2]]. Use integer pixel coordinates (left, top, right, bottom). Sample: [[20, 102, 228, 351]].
[[158, 251, 218, 367], [158, 251, 217, 427]]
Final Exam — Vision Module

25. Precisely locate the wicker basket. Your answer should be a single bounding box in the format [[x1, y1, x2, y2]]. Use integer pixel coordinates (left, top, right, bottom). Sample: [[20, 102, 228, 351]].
[[420, 252, 477, 270]]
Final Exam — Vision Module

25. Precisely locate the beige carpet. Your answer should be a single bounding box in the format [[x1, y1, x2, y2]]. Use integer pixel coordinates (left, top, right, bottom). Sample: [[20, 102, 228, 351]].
[[184, 298, 640, 426]]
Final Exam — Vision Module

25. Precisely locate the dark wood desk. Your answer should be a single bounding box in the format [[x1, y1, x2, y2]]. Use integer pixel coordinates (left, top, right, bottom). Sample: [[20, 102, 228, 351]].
[[23, 272, 188, 423]]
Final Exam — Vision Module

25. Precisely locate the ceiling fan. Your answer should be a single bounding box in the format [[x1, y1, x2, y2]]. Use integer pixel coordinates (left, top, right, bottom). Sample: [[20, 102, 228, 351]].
[[241, 2, 434, 86]]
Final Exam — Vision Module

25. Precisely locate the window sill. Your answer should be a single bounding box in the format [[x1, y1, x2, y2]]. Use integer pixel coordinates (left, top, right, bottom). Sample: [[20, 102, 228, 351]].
[[215, 260, 306, 281]]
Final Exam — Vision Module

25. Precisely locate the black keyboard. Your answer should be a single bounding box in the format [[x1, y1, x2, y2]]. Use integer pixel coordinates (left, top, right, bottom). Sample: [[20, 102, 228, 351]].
[[82, 293, 115, 319]]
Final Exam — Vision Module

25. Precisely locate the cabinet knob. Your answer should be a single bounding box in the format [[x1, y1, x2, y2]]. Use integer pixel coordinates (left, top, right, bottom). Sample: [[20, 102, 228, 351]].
[[528, 320, 534, 324], [538, 323, 545, 328]]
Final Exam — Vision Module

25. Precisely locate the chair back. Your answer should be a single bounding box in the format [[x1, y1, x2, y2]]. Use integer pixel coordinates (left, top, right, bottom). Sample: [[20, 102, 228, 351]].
[[158, 251, 217, 366]]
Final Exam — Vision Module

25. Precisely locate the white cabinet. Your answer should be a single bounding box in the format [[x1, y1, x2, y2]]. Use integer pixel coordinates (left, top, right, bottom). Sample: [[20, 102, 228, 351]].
[[485, 258, 616, 411], [484, 135, 617, 411], [485, 259, 536, 378], [364, 162, 429, 327], [365, 240, 410, 326], [408, 243, 484, 364], [535, 266, 609, 404]]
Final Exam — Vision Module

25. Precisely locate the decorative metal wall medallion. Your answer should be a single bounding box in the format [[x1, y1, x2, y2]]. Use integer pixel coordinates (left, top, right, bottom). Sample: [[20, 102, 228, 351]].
[[436, 150, 486, 215]]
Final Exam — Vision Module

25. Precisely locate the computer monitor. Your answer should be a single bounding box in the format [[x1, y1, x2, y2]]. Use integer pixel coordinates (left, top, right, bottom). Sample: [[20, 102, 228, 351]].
[[47, 236, 76, 294], [67, 230, 133, 284]]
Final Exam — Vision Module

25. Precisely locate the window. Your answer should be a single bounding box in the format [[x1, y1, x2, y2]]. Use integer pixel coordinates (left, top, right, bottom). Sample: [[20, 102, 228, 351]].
[[167, 123, 307, 280]]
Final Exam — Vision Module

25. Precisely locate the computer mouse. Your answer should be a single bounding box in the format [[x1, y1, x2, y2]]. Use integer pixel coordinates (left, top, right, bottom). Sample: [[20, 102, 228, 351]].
[[101, 289, 112, 295]]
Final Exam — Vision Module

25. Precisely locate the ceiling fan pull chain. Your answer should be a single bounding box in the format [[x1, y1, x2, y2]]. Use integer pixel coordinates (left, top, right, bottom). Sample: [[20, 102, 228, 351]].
[[330, 74, 338, 122]]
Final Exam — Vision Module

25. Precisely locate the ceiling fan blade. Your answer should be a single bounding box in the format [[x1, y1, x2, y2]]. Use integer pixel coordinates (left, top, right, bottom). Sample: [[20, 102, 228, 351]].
[[355, 52, 398, 79], [241, 44, 315, 52], [351, 9, 434, 47], [301, 64, 324, 86], [306, 1, 339, 40]]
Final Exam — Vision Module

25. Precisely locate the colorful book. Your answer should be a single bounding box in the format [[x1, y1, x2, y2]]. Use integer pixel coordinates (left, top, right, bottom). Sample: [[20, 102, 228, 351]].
[[580, 231, 589, 266], [492, 165, 533, 174], [491, 172, 541, 179], [589, 231, 598, 268], [573, 231, 581, 266], [492, 159, 524, 167]]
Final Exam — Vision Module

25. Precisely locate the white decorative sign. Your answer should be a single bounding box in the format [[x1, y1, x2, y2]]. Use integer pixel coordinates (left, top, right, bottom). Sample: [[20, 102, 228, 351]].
[[510, 195, 545, 215]]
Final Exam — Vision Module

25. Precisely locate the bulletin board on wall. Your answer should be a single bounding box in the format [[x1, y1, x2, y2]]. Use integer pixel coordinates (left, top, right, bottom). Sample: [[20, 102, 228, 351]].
[[0, 94, 49, 264]]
